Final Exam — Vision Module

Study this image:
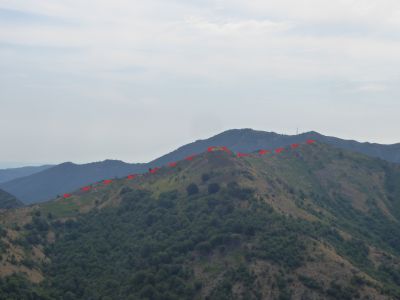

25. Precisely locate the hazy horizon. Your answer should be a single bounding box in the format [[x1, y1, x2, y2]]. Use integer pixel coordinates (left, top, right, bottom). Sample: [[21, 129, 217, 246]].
[[0, 128, 399, 168]]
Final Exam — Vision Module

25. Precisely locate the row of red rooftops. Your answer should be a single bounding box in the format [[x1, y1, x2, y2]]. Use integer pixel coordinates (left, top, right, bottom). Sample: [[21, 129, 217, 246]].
[[62, 139, 316, 198]]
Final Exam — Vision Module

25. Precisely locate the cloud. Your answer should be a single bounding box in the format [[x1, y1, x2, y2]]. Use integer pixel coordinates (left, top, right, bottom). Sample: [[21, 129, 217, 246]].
[[185, 16, 292, 35], [223, 0, 400, 27], [355, 83, 388, 93], [1, 0, 399, 83], [0, 0, 399, 164]]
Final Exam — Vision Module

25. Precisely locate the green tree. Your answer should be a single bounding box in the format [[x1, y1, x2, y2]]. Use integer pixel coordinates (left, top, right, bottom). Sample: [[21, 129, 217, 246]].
[[186, 183, 199, 196], [208, 183, 220, 194]]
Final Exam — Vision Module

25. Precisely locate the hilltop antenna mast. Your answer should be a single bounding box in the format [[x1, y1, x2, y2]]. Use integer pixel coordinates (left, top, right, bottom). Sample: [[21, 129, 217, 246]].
[[296, 128, 299, 135]]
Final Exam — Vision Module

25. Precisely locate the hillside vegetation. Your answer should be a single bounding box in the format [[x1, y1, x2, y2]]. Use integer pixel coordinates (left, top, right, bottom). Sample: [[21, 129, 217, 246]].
[[0, 189, 23, 209], [1, 142, 400, 299]]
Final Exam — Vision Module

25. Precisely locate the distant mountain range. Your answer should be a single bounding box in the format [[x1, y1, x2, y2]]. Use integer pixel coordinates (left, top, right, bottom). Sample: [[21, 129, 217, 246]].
[[0, 129, 399, 204], [0, 160, 146, 205], [0, 165, 53, 184]]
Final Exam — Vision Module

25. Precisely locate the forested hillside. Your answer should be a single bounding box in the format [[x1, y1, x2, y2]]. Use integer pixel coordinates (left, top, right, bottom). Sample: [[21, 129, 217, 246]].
[[0, 189, 23, 209], [1, 142, 400, 299]]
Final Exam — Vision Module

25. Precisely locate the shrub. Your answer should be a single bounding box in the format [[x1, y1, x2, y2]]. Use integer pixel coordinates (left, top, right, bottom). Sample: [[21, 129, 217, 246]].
[[119, 186, 133, 195], [195, 241, 212, 255], [298, 275, 323, 290], [201, 173, 210, 183], [21, 258, 35, 269], [208, 183, 220, 194], [186, 183, 199, 196], [0, 226, 6, 238]]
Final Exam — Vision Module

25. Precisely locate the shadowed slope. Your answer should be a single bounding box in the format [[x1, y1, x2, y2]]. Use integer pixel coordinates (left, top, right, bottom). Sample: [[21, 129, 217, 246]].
[[0, 189, 23, 209], [0, 165, 53, 184]]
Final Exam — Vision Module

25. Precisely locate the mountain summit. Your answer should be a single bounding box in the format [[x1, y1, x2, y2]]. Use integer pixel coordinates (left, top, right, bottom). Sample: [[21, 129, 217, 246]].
[[153, 129, 400, 166]]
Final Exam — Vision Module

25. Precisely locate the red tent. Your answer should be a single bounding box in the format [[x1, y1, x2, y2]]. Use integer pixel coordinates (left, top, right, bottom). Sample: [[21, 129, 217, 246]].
[[307, 139, 316, 144], [237, 152, 250, 158], [291, 143, 300, 149], [127, 174, 136, 180], [149, 167, 160, 174], [259, 149, 269, 155], [275, 148, 285, 154], [81, 186, 91, 192], [103, 179, 113, 185], [185, 155, 196, 161], [221, 146, 231, 153], [63, 193, 72, 198], [168, 162, 177, 167]]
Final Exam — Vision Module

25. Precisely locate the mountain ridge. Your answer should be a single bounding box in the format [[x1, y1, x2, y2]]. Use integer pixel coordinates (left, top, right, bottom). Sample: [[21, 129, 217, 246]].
[[0, 165, 53, 184], [152, 129, 400, 166], [1, 128, 399, 204], [0, 160, 146, 204]]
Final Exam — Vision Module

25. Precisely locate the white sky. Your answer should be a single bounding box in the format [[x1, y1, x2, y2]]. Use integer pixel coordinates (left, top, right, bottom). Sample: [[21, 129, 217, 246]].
[[0, 0, 399, 166]]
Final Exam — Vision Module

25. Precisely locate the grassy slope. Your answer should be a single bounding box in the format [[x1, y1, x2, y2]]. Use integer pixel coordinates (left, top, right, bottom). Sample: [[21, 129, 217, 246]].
[[1, 143, 400, 299]]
